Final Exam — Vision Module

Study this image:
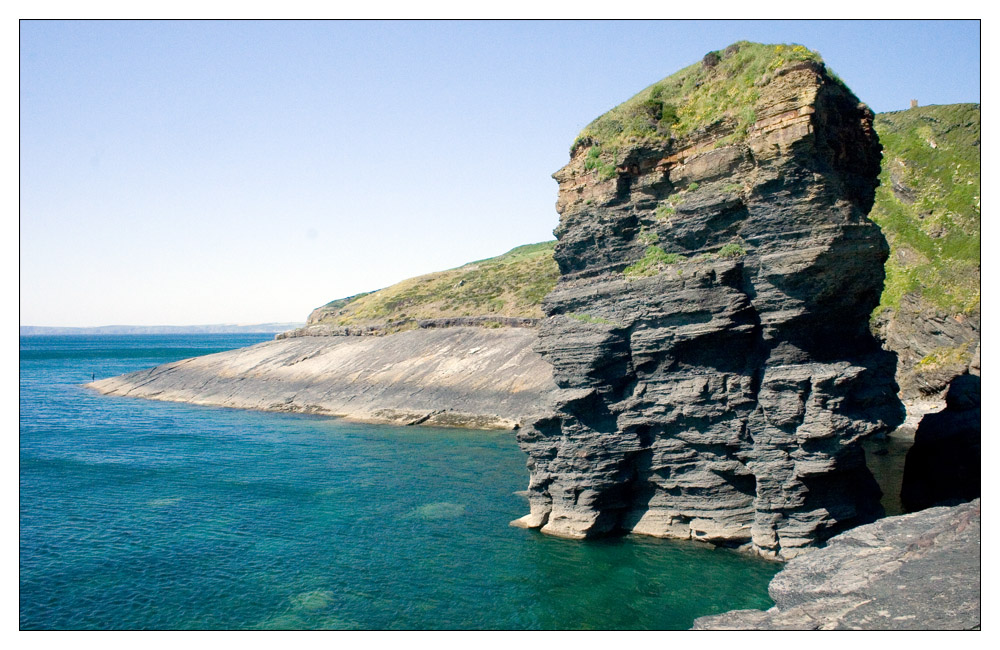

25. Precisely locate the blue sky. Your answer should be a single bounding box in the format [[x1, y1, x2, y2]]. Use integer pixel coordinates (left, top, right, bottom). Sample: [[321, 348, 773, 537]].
[[19, 20, 981, 326]]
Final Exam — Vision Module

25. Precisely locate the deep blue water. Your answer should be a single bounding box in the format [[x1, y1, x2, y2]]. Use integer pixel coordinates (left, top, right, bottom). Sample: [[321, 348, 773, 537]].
[[19, 334, 779, 630]]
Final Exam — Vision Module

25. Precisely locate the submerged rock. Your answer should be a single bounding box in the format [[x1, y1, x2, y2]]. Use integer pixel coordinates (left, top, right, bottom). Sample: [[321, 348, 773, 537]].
[[691, 499, 981, 630], [513, 43, 904, 558]]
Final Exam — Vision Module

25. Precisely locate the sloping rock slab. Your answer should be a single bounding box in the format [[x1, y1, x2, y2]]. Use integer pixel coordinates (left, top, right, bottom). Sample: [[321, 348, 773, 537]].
[[88, 327, 556, 430], [692, 499, 980, 630]]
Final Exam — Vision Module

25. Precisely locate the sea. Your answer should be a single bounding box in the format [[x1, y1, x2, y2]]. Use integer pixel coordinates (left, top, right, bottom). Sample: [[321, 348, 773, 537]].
[[20, 333, 780, 630]]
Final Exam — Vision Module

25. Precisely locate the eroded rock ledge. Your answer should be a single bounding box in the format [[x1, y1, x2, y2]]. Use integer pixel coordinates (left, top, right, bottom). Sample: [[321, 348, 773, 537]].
[[89, 327, 556, 430], [279, 316, 540, 338], [692, 500, 981, 630], [513, 49, 904, 558]]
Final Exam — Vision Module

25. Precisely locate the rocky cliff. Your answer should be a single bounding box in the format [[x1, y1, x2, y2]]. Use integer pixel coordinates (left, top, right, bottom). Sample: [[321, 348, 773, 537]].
[[692, 499, 981, 630], [512, 42, 904, 558]]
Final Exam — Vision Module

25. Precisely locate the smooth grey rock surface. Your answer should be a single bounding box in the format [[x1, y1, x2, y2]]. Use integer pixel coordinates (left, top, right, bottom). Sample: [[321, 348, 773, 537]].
[[89, 327, 557, 430], [692, 500, 981, 630]]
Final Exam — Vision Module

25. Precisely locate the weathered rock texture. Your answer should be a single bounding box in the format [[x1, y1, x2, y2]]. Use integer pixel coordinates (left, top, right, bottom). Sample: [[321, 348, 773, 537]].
[[692, 499, 981, 630], [89, 327, 556, 430], [513, 47, 904, 558], [877, 295, 980, 404]]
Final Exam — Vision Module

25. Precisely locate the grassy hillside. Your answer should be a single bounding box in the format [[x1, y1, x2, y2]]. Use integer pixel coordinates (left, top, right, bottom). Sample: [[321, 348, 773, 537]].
[[308, 242, 558, 329], [869, 103, 981, 317]]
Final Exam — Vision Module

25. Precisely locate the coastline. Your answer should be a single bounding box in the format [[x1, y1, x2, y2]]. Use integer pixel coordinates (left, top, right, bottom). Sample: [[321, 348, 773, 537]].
[[87, 326, 557, 430]]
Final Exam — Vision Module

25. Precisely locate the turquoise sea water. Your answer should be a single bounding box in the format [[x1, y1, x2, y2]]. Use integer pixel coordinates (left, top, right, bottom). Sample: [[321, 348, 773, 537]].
[[19, 334, 779, 630]]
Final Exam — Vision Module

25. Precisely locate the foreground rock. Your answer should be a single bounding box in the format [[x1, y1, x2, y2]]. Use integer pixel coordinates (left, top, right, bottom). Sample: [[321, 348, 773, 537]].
[[514, 43, 903, 558], [89, 327, 556, 430], [692, 500, 981, 630]]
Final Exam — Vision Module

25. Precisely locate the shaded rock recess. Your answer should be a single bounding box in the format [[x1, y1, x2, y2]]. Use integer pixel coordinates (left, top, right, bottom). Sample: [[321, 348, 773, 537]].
[[513, 43, 904, 559], [692, 499, 981, 630], [900, 373, 981, 513]]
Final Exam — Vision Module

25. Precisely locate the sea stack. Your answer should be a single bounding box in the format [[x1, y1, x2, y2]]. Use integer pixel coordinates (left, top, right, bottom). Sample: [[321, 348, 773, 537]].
[[512, 42, 904, 559]]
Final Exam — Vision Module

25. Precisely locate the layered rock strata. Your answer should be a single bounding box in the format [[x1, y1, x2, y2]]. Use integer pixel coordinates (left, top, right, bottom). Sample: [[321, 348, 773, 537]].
[[89, 327, 556, 430], [878, 296, 980, 404], [692, 500, 981, 630], [513, 49, 904, 558]]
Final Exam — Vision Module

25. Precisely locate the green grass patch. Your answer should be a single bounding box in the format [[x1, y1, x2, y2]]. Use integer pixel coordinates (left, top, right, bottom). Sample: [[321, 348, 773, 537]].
[[654, 203, 675, 220], [915, 342, 974, 370], [717, 242, 747, 258], [638, 227, 660, 244], [583, 144, 619, 180], [623, 246, 686, 277], [566, 312, 617, 326]]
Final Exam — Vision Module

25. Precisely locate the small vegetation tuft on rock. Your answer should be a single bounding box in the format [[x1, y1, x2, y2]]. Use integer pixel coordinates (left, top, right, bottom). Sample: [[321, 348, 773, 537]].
[[623, 245, 686, 277], [717, 242, 747, 258]]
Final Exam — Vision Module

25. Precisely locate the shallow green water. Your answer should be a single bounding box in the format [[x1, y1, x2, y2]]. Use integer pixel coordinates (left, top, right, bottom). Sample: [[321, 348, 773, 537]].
[[20, 335, 779, 630]]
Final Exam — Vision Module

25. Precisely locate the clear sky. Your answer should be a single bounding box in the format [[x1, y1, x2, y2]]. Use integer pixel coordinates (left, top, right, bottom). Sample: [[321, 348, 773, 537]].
[[19, 19, 981, 327]]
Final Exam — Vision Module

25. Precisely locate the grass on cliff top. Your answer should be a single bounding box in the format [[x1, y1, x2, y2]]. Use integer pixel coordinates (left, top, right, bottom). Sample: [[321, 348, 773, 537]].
[[870, 103, 980, 316], [310, 241, 558, 328], [572, 42, 829, 164]]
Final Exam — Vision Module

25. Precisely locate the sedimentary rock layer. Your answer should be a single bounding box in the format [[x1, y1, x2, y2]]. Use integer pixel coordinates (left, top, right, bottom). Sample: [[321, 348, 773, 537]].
[[89, 327, 556, 430], [692, 499, 981, 630], [513, 46, 904, 558]]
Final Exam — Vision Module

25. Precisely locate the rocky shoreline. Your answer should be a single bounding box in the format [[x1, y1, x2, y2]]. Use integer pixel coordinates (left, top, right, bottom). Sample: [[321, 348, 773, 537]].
[[88, 327, 556, 430], [692, 499, 981, 630]]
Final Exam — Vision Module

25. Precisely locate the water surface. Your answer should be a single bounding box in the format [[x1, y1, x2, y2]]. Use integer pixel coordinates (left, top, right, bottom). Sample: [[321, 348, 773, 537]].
[[20, 334, 779, 630]]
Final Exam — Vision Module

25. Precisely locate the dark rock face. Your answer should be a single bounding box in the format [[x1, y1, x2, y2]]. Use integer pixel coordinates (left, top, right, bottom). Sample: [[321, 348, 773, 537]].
[[692, 500, 981, 630], [513, 60, 904, 558], [876, 295, 980, 402], [901, 373, 981, 512]]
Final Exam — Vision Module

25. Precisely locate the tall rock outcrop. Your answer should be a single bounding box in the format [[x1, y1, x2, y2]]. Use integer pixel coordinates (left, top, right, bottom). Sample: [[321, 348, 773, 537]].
[[513, 43, 904, 558]]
